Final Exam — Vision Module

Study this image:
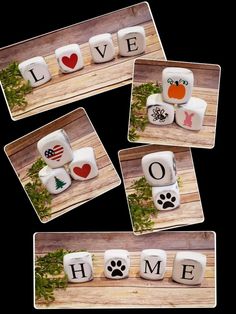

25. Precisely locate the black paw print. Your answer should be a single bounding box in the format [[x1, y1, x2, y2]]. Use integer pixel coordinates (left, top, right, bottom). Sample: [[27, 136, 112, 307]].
[[157, 192, 177, 209], [107, 260, 126, 277]]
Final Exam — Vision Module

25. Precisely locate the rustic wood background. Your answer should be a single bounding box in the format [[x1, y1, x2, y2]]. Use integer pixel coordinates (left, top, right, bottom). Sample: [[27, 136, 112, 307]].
[[129, 59, 221, 149], [5, 108, 120, 222], [34, 231, 215, 309], [119, 145, 204, 234], [0, 2, 165, 121]]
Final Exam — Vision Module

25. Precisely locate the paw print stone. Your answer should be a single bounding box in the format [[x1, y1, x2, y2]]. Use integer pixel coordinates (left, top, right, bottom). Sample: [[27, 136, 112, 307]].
[[37, 129, 73, 168], [172, 251, 206, 285], [162, 67, 194, 104], [141, 151, 177, 187], [63, 252, 93, 283], [104, 249, 130, 279], [152, 182, 180, 210], [140, 249, 167, 280], [146, 93, 175, 125]]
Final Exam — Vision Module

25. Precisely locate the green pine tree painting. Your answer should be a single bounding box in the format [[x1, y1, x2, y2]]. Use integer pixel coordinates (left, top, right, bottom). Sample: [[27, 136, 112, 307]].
[[54, 176, 66, 190]]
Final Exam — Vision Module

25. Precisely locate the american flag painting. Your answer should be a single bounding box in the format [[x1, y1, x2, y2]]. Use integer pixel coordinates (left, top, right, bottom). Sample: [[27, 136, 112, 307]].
[[44, 145, 64, 161]]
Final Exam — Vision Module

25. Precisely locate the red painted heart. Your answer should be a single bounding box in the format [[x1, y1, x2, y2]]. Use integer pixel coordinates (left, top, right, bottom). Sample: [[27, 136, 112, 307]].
[[44, 145, 64, 161], [61, 53, 78, 69], [73, 164, 91, 178]]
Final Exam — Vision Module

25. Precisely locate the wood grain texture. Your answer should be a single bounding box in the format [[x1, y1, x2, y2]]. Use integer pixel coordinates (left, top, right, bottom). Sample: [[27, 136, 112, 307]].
[[0, 3, 165, 121], [5, 108, 120, 222], [129, 59, 221, 149], [34, 232, 216, 308], [118, 145, 204, 235]]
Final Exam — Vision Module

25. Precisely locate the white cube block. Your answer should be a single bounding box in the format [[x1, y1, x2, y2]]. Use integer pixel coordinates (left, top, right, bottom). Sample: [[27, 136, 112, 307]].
[[39, 166, 71, 194], [55, 44, 84, 73], [162, 67, 194, 104], [117, 26, 146, 57], [37, 129, 73, 168], [146, 93, 175, 125], [89, 33, 115, 63], [18, 56, 51, 87], [140, 249, 166, 280], [69, 147, 98, 181], [172, 251, 206, 285], [104, 249, 130, 279], [63, 252, 93, 283], [141, 151, 177, 187], [175, 97, 207, 131], [152, 182, 180, 210]]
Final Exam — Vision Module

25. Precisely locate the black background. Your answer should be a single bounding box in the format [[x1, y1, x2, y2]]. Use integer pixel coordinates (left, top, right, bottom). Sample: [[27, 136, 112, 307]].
[[0, 0, 229, 312]]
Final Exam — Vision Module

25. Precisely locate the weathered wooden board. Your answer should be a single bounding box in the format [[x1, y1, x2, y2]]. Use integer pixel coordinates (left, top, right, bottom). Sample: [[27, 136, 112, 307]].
[[4, 107, 120, 222], [129, 59, 221, 149], [0, 2, 165, 121], [34, 231, 216, 308], [118, 145, 204, 235]]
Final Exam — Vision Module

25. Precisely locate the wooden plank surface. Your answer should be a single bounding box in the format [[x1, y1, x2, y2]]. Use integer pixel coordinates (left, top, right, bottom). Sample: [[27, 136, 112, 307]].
[[4, 107, 120, 222], [118, 145, 204, 235], [129, 59, 221, 149], [0, 2, 165, 120], [34, 232, 216, 309]]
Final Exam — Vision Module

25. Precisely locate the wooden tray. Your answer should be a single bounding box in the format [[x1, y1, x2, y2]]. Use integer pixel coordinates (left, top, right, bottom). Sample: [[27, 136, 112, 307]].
[[119, 145, 204, 235], [4, 107, 120, 222], [34, 231, 216, 309], [0, 2, 165, 121], [129, 59, 221, 149]]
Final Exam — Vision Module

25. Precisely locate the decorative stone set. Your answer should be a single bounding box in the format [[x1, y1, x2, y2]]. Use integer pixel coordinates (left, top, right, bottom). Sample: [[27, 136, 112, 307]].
[[147, 67, 207, 131], [37, 129, 98, 194], [64, 249, 206, 285], [141, 151, 180, 211], [18, 26, 146, 87]]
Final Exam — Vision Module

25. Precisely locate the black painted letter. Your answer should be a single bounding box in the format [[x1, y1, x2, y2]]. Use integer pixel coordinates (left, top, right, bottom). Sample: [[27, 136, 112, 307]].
[[181, 264, 195, 280], [149, 162, 165, 180], [69, 263, 86, 279], [126, 36, 138, 52], [144, 259, 161, 274], [28, 68, 45, 82], [94, 44, 108, 58]]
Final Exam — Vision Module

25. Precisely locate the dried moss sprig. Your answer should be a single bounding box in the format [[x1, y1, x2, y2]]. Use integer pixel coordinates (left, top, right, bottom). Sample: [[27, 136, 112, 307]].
[[129, 82, 162, 141], [24, 158, 52, 220], [35, 249, 71, 304], [0, 61, 32, 110], [128, 176, 157, 232]]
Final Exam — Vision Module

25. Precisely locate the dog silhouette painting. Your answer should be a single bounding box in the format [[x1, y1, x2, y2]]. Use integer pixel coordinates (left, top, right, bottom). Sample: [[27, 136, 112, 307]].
[[183, 111, 194, 128]]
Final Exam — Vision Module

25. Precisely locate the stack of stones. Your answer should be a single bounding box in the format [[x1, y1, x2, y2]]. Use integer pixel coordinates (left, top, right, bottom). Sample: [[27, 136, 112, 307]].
[[141, 151, 180, 211], [146, 67, 207, 131], [37, 129, 98, 195]]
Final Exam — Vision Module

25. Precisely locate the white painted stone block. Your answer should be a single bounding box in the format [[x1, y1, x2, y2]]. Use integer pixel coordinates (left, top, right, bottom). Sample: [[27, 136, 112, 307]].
[[63, 252, 93, 283], [152, 182, 180, 210], [141, 151, 177, 187], [175, 97, 207, 131], [146, 93, 175, 125], [39, 166, 71, 194], [69, 147, 98, 181], [104, 249, 130, 279], [37, 129, 73, 168], [18, 56, 51, 87], [89, 33, 115, 63], [162, 67, 194, 104], [55, 44, 84, 73], [117, 26, 146, 57], [140, 249, 166, 280], [172, 251, 206, 285]]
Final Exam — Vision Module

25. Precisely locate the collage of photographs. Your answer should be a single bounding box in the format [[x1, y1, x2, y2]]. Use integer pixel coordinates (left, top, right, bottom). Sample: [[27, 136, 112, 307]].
[[0, 0, 226, 312]]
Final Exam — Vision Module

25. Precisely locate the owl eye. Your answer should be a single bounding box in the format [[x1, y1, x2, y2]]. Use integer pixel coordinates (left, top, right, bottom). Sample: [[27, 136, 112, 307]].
[[167, 78, 174, 84]]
